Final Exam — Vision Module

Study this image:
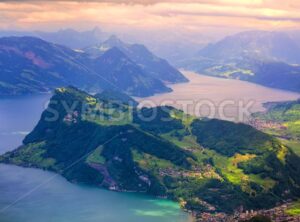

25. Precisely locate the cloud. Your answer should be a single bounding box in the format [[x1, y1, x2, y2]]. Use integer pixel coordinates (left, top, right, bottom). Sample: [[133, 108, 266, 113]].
[[149, 3, 300, 22], [0, 0, 295, 9], [0, 0, 299, 32]]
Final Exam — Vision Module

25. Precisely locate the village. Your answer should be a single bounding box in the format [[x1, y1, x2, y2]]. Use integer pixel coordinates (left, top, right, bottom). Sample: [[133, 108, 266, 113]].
[[194, 201, 300, 222], [247, 118, 287, 132]]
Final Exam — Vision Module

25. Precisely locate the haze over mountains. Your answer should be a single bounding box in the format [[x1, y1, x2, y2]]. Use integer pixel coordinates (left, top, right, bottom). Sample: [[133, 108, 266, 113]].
[[0, 27, 205, 64], [52, 28, 300, 94], [0, 27, 108, 49], [0, 35, 186, 97], [1, 28, 300, 96], [198, 31, 300, 63], [287, 30, 300, 49], [178, 30, 300, 93]]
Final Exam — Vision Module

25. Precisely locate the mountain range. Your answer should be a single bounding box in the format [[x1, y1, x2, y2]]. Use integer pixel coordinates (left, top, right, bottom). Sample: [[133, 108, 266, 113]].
[[178, 31, 300, 93], [0, 27, 108, 49], [198, 31, 300, 64], [0, 28, 207, 65], [1, 87, 300, 214], [0, 36, 186, 97], [84, 35, 188, 83], [35, 27, 108, 49]]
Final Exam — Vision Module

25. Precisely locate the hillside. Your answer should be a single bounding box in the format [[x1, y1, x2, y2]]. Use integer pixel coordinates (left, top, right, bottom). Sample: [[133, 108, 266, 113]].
[[250, 99, 300, 156], [84, 36, 188, 84], [95, 89, 138, 107], [0, 36, 176, 97], [178, 31, 300, 93], [1, 87, 300, 214], [0, 36, 103, 96], [91, 47, 171, 97]]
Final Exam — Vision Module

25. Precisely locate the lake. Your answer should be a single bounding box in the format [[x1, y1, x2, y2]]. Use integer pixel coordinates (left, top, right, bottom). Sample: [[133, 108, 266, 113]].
[[0, 95, 50, 154], [1, 73, 299, 222], [0, 95, 190, 222], [137, 71, 300, 122]]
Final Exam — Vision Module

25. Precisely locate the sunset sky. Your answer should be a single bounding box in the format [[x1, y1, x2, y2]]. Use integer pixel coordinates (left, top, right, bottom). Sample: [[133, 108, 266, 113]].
[[1, 0, 300, 38]]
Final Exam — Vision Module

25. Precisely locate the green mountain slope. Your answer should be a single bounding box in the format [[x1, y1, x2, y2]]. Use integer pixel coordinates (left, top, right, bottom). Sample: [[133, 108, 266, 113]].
[[251, 99, 300, 155], [1, 87, 300, 214]]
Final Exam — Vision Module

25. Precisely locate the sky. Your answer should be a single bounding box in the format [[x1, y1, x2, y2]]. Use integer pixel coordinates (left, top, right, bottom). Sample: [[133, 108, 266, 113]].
[[1, 0, 300, 39]]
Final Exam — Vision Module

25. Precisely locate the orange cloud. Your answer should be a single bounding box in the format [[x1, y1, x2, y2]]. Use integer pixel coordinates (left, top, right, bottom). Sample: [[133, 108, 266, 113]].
[[0, 0, 299, 32]]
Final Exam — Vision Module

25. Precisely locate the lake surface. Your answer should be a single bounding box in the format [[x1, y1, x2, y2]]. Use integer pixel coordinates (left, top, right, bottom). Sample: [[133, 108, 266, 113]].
[[0, 95, 189, 222], [138, 71, 300, 122], [1, 73, 299, 222], [0, 164, 189, 222], [0, 95, 50, 154]]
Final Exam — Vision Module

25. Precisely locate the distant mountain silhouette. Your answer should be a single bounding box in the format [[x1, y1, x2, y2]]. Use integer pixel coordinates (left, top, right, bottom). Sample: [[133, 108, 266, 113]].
[[179, 31, 300, 93], [85, 36, 188, 84], [0, 36, 177, 97], [198, 31, 300, 64]]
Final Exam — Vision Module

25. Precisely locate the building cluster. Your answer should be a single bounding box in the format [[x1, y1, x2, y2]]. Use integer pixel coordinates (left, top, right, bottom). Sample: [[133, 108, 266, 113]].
[[247, 119, 286, 131], [195, 212, 227, 222], [194, 202, 300, 222], [158, 164, 221, 180], [63, 111, 79, 124], [236, 203, 300, 221]]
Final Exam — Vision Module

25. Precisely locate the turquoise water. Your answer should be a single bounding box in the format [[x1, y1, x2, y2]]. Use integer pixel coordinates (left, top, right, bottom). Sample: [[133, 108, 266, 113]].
[[0, 164, 188, 222], [1, 75, 299, 222], [0, 95, 189, 222]]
